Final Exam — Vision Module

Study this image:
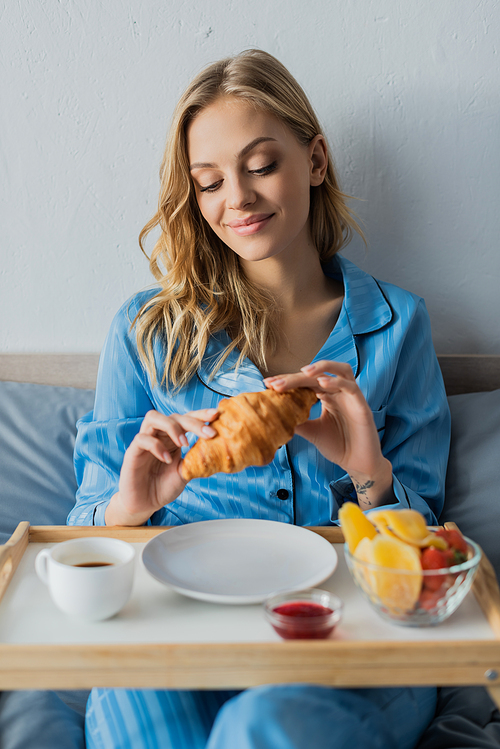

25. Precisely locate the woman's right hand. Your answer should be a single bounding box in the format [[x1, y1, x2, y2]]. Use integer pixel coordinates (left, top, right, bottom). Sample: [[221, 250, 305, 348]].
[[105, 408, 218, 526]]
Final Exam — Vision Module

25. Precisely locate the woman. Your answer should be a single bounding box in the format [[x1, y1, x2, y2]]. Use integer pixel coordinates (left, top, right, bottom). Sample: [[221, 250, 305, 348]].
[[70, 49, 450, 749]]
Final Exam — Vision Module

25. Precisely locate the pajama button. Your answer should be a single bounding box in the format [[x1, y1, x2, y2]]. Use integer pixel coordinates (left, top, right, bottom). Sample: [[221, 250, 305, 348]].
[[277, 489, 289, 500]]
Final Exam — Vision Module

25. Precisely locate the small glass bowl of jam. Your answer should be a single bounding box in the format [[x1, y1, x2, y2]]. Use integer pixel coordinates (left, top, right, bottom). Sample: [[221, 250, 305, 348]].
[[263, 588, 343, 640]]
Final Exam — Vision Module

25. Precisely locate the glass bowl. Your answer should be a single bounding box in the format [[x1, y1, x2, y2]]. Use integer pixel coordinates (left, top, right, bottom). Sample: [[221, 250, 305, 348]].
[[344, 537, 481, 626], [263, 588, 343, 639]]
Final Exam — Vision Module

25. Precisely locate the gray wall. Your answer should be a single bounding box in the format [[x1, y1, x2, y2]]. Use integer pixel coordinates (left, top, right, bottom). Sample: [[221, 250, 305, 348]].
[[2, 0, 499, 354]]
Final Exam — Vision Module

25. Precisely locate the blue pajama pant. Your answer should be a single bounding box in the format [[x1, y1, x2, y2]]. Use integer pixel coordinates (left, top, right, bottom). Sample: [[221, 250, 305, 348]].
[[85, 684, 437, 749]]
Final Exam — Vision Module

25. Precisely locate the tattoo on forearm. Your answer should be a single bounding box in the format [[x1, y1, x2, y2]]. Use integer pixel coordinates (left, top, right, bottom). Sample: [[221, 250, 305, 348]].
[[354, 479, 375, 502]]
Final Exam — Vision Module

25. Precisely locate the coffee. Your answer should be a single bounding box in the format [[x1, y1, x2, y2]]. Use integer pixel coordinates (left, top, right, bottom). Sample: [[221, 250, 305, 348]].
[[36, 537, 136, 620], [73, 562, 114, 568]]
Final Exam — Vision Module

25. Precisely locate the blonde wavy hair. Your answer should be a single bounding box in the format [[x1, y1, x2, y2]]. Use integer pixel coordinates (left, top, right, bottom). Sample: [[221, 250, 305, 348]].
[[136, 49, 362, 389]]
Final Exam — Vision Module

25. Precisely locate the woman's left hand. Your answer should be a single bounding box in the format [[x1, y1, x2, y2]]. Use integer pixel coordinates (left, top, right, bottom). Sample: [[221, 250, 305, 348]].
[[264, 360, 394, 509]]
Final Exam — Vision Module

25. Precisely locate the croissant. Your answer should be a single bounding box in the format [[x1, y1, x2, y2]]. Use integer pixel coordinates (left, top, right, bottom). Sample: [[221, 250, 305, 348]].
[[181, 387, 317, 481]]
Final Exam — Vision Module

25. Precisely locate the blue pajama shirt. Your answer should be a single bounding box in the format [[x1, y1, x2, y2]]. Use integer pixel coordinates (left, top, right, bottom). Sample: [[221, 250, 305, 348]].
[[69, 254, 450, 529], [69, 254, 450, 749]]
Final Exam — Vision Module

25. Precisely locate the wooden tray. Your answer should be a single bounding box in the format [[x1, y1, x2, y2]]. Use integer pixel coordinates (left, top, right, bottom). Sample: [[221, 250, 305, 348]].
[[1, 522, 500, 706]]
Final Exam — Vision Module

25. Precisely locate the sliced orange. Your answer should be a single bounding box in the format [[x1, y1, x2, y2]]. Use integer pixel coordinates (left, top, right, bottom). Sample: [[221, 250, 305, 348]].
[[353, 534, 423, 613], [338, 501, 377, 554], [369, 509, 447, 550]]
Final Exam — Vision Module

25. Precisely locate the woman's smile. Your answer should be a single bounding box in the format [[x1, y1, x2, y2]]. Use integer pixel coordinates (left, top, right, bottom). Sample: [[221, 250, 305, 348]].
[[226, 213, 275, 236]]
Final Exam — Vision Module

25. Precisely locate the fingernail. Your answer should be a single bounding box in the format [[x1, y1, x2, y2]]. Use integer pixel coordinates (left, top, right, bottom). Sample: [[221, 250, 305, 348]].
[[163, 452, 172, 464], [317, 375, 335, 385], [301, 364, 315, 373], [179, 434, 189, 447], [205, 408, 218, 416], [202, 426, 217, 437], [271, 378, 285, 387]]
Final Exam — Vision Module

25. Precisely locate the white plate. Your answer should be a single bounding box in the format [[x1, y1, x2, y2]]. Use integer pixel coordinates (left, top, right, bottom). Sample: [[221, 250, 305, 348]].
[[142, 519, 338, 604]]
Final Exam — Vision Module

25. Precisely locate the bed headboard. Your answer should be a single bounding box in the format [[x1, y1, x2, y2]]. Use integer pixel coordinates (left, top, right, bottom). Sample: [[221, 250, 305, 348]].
[[0, 353, 499, 395], [0, 354, 99, 390], [436, 355, 500, 396]]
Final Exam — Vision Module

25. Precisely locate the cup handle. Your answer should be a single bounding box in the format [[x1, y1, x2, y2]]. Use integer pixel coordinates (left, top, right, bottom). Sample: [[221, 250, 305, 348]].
[[35, 549, 51, 585]]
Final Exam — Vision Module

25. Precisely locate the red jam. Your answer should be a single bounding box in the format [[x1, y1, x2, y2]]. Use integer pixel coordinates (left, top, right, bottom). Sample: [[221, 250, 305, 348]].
[[274, 602, 333, 618], [270, 601, 336, 640]]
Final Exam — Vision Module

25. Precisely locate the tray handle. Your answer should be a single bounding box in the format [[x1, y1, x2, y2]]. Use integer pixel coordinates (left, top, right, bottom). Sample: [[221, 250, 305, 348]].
[[444, 521, 500, 639], [0, 522, 30, 606]]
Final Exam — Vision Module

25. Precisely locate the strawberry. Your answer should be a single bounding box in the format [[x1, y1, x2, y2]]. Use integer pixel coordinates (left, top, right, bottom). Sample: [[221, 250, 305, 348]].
[[421, 547, 453, 591], [418, 587, 442, 611], [418, 574, 455, 609], [435, 528, 468, 555]]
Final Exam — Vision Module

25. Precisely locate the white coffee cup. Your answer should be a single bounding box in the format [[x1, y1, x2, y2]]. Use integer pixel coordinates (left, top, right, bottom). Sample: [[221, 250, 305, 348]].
[[35, 537, 136, 621]]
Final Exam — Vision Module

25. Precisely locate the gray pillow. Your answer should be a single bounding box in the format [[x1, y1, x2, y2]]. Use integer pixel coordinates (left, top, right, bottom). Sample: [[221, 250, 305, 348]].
[[441, 389, 500, 579], [0, 381, 95, 544]]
